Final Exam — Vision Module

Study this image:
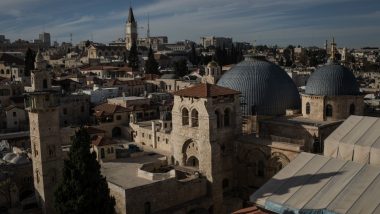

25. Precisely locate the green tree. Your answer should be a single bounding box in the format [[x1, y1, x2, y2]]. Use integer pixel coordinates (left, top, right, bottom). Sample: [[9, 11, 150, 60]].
[[24, 48, 36, 76], [145, 46, 159, 75], [128, 42, 139, 70], [173, 59, 188, 77], [55, 128, 115, 214]]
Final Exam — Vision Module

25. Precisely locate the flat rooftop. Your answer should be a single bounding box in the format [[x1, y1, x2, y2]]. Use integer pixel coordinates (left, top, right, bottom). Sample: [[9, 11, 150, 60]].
[[101, 153, 166, 189], [263, 115, 343, 127], [108, 96, 148, 101]]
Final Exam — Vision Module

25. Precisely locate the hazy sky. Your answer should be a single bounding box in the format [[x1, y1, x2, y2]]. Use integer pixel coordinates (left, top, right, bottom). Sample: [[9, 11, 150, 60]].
[[0, 0, 379, 48]]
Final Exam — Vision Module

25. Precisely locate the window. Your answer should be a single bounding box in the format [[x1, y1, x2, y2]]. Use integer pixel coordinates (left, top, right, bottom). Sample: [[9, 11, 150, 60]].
[[101, 148, 105, 158], [47, 145, 56, 158], [144, 202, 151, 214], [13, 111, 17, 117], [258, 160, 265, 177], [224, 109, 230, 127], [111, 147, 114, 153], [149, 134, 151, 139], [165, 139, 168, 144], [107, 148, 110, 154], [142, 133, 145, 137], [43, 79, 48, 89], [215, 110, 221, 128], [81, 105, 85, 113], [63, 108, 67, 115], [157, 137, 160, 142], [306, 102, 310, 115], [326, 104, 333, 117], [191, 109, 199, 127], [116, 115, 122, 120], [182, 108, 189, 125], [350, 104, 355, 115]]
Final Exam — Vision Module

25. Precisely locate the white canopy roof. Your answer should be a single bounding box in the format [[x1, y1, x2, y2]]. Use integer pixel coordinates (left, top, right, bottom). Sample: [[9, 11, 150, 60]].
[[324, 115, 380, 166], [250, 152, 380, 214]]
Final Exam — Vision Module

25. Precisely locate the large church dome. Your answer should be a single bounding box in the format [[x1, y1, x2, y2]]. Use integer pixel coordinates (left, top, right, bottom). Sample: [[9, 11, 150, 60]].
[[305, 63, 360, 96], [217, 56, 300, 116]]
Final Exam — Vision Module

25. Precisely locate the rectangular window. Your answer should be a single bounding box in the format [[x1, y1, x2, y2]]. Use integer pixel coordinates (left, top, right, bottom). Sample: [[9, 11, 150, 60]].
[[13, 111, 17, 117], [157, 137, 160, 142]]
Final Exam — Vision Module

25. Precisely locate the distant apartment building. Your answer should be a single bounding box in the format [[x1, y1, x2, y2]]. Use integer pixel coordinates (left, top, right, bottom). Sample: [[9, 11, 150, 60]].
[[201, 36, 233, 48], [38, 32, 51, 47]]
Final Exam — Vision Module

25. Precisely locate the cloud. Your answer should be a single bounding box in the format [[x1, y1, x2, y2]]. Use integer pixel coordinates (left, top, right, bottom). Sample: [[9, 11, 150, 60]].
[[0, 0, 379, 47]]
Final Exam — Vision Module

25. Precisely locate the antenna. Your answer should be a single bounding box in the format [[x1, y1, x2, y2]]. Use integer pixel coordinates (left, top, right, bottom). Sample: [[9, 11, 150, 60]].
[[70, 33, 73, 44], [147, 14, 150, 39]]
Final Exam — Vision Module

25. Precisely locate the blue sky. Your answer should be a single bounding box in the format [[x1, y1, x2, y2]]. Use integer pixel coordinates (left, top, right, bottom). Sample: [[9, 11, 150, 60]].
[[0, 0, 379, 48]]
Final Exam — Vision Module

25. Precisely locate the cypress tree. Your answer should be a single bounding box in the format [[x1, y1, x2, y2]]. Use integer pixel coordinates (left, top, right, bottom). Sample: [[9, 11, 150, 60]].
[[54, 128, 115, 214], [145, 46, 159, 75], [128, 42, 139, 71]]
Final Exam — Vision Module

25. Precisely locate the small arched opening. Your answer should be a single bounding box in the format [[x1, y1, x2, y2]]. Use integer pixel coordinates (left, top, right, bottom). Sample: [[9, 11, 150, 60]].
[[224, 108, 230, 127], [43, 79, 48, 89], [186, 156, 199, 168], [350, 103, 355, 115], [182, 108, 189, 126], [215, 110, 221, 128], [306, 102, 311, 115], [112, 127, 122, 138], [191, 109, 199, 127], [325, 104, 333, 117]]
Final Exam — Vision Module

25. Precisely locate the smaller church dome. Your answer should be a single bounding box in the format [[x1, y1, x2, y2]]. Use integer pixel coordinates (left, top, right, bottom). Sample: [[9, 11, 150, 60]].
[[305, 63, 360, 96]]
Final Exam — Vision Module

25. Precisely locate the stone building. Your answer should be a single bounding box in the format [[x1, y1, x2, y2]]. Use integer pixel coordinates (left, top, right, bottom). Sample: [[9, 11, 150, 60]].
[[25, 52, 63, 214]]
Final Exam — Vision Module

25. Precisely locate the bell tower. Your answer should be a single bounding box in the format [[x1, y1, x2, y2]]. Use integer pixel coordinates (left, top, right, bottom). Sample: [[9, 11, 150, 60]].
[[26, 53, 62, 214], [171, 83, 241, 213], [125, 6, 137, 50]]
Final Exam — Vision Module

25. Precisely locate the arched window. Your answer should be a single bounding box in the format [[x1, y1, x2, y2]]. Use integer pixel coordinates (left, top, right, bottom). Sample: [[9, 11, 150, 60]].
[[258, 160, 265, 177], [306, 102, 311, 115], [224, 109, 230, 127], [100, 148, 105, 159], [222, 179, 229, 190], [350, 104, 355, 115], [43, 79, 48, 89], [182, 108, 189, 125], [215, 110, 221, 128], [144, 202, 151, 214], [251, 105, 257, 115], [191, 109, 199, 127], [326, 104, 333, 117]]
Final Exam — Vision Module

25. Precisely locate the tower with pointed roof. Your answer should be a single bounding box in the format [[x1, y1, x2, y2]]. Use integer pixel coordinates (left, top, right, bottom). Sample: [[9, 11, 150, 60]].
[[126, 6, 137, 50], [26, 52, 63, 214]]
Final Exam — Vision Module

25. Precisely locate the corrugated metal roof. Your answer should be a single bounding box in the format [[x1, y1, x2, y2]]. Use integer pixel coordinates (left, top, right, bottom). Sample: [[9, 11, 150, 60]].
[[324, 115, 380, 166], [250, 152, 380, 214]]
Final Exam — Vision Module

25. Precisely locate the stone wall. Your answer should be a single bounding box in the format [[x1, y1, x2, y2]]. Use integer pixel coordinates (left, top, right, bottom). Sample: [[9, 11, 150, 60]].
[[302, 94, 364, 121]]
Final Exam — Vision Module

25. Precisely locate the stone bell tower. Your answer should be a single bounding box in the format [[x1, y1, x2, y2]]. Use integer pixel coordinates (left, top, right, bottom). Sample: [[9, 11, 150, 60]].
[[125, 6, 137, 50], [26, 51, 62, 214], [171, 83, 241, 213]]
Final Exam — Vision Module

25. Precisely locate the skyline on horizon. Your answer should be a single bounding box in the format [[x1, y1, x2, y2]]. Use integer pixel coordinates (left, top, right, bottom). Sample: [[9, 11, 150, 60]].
[[0, 0, 379, 48]]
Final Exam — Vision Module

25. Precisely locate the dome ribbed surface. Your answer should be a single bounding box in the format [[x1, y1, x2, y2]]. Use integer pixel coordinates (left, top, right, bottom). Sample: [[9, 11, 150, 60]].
[[217, 57, 300, 115], [305, 63, 360, 96]]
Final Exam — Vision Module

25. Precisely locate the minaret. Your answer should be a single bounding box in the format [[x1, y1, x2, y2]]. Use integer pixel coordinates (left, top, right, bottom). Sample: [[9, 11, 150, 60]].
[[329, 37, 337, 62], [125, 6, 137, 50], [26, 53, 62, 214]]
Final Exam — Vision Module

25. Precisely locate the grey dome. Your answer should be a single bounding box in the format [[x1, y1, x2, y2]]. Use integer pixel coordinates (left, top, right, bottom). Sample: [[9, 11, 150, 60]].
[[305, 63, 360, 96], [217, 56, 300, 115]]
